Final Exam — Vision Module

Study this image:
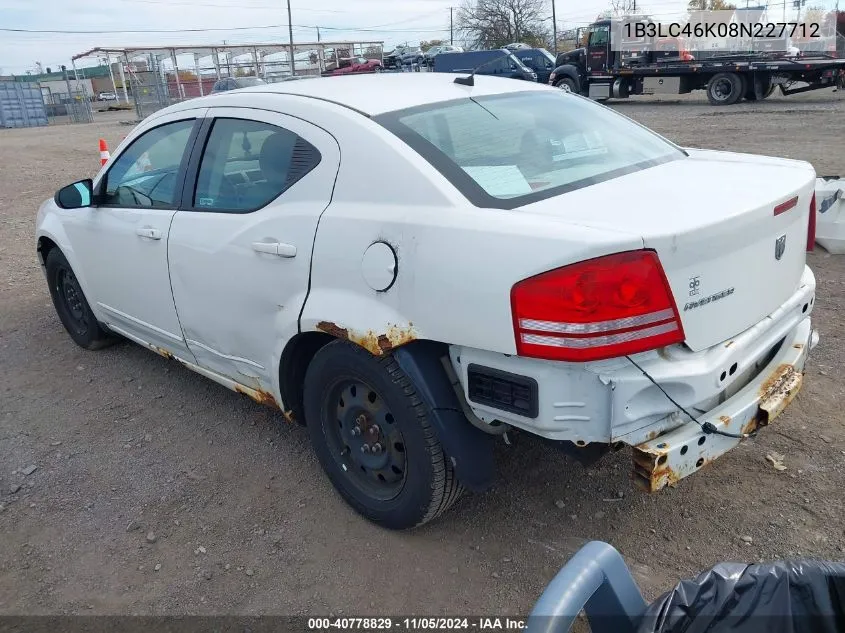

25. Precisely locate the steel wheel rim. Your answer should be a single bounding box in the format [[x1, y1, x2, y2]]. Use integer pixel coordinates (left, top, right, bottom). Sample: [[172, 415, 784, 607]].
[[558, 81, 572, 93], [713, 78, 732, 101], [324, 378, 407, 501], [57, 267, 89, 334]]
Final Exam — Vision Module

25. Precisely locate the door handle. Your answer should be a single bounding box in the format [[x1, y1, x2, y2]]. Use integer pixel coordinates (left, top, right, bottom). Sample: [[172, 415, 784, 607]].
[[135, 227, 162, 240], [251, 241, 297, 258]]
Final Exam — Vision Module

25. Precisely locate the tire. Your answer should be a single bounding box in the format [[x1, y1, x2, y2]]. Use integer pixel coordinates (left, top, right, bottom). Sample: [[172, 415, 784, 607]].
[[706, 72, 743, 105], [45, 248, 117, 350], [744, 73, 773, 101], [555, 76, 577, 93], [303, 340, 464, 530]]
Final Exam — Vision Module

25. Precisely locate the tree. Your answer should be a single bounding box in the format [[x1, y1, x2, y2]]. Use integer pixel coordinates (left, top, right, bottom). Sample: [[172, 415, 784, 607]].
[[687, 0, 735, 10], [420, 39, 445, 49], [456, 0, 551, 49]]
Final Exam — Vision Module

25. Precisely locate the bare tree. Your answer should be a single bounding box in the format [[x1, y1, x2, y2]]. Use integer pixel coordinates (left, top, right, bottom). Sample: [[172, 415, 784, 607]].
[[457, 0, 551, 49], [687, 0, 735, 10]]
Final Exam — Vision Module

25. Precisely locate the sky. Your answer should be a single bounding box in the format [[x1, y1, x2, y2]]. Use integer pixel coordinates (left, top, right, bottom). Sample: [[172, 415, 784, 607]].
[[0, 0, 819, 74]]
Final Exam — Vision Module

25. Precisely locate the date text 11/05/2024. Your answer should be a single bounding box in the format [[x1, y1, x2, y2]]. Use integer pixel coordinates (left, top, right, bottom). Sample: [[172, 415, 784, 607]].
[[307, 618, 527, 631], [622, 21, 822, 40]]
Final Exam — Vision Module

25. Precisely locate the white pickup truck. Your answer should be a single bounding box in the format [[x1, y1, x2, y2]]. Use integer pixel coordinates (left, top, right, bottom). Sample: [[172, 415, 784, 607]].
[[36, 74, 818, 529]]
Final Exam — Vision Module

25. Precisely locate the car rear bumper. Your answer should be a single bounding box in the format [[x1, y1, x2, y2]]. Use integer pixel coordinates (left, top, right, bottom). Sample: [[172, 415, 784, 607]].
[[449, 266, 817, 481], [631, 314, 815, 491]]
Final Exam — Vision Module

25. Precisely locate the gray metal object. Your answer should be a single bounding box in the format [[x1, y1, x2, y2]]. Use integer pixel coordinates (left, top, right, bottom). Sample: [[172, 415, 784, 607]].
[[526, 541, 648, 633], [0, 81, 49, 128], [643, 76, 683, 95]]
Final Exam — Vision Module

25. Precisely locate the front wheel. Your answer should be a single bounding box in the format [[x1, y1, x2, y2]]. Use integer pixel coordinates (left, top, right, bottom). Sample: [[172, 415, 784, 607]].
[[303, 341, 463, 530], [554, 77, 577, 93], [45, 248, 117, 350]]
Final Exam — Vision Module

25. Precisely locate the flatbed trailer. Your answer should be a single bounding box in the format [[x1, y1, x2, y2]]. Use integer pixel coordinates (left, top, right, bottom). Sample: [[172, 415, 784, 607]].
[[550, 20, 845, 104]]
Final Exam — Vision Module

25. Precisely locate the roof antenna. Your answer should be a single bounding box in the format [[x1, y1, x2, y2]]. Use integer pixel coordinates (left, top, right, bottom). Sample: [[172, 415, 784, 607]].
[[454, 54, 515, 86]]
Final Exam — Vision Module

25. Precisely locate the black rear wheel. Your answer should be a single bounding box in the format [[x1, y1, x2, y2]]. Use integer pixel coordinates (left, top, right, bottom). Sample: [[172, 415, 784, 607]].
[[304, 340, 463, 529], [707, 72, 743, 105], [45, 248, 117, 350], [745, 73, 773, 101]]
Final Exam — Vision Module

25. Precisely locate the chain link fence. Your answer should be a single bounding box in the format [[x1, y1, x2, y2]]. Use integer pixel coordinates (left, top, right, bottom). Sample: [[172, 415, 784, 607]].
[[42, 87, 95, 123]]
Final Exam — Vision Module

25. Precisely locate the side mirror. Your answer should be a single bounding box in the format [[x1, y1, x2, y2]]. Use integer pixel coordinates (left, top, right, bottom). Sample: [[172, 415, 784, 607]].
[[55, 179, 94, 209]]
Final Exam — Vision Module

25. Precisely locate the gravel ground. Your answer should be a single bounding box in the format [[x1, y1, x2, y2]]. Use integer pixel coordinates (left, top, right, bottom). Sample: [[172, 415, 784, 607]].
[[1, 89, 845, 618]]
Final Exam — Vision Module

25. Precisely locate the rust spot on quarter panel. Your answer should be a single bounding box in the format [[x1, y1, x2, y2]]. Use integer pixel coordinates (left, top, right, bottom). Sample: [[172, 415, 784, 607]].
[[316, 321, 349, 340], [316, 321, 417, 356]]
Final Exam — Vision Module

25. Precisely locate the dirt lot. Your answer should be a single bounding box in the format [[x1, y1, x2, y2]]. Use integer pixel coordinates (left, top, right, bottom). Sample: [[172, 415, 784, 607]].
[[1, 89, 845, 618]]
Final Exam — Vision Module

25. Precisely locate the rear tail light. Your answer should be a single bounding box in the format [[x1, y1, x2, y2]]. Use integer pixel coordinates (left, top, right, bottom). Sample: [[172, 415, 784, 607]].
[[511, 250, 685, 362], [807, 192, 816, 252]]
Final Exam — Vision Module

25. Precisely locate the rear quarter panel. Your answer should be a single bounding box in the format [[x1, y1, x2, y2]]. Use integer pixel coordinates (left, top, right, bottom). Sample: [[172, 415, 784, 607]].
[[292, 102, 644, 355]]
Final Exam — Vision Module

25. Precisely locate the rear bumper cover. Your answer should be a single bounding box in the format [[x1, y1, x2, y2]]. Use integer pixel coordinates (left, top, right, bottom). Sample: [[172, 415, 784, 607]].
[[450, 267, 817, 490], [632, 315, 815, 491]]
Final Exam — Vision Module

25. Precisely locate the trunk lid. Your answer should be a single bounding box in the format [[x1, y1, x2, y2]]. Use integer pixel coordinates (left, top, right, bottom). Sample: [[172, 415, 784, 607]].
[[522, 149, 816, 351]]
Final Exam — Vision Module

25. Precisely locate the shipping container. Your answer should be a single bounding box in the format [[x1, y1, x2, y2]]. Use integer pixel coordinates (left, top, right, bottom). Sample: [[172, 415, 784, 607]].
[[0, 81, 49, 128]]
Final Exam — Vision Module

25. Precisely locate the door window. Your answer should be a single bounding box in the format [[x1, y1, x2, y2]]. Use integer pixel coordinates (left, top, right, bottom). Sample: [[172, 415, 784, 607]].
[[193, 118, 321, 213], [101, 119, 195, 208], [589, 26, 610, 47]]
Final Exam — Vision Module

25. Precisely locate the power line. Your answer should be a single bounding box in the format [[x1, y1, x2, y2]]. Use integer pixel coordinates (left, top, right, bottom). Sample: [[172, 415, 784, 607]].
[[108, 0, 349, 11], [0, 24, 451, 34]]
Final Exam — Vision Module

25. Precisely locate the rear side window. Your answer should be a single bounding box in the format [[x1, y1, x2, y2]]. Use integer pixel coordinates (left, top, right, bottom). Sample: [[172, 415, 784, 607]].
[[192, 118, 321, 213], [375, 91, 683, 210]]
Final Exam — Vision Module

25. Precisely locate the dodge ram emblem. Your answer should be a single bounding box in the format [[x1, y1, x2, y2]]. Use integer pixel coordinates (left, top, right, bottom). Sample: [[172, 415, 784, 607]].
[[775, 234, 787, 260]]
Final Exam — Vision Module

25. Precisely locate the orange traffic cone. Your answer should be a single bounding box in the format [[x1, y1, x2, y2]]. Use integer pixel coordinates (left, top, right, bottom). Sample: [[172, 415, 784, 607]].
[[99, 139, 110, 166]]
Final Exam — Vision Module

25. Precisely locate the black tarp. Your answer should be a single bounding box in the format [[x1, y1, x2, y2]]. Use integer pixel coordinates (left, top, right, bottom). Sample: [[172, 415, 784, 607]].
[[638, 560, 845, 633]]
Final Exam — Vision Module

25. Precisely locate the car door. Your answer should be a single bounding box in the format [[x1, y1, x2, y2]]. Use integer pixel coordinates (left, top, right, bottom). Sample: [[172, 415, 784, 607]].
[[167, 108, 340, 393], [587, 25, 611, 72], [63, 109, 205, 358]]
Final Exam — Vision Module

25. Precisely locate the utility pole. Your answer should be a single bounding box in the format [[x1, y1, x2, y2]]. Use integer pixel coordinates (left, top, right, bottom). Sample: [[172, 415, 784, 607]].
[[450, 7, 454, 45], [287, 0, 296, 75], [551, 0, 557, 54], [316, 25, 321, 42]]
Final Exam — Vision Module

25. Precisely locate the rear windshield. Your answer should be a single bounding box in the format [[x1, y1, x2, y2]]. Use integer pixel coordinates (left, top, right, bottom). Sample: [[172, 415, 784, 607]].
[[375, 91, 684, 209]]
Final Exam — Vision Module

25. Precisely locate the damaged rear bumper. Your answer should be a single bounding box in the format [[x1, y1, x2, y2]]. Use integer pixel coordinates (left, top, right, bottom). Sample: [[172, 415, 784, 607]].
[[632, 317, 817, 492]]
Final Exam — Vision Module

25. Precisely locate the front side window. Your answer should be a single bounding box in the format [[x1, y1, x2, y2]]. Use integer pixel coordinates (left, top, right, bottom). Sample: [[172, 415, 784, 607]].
[[375, 91, 683, 209], [590, 26, 610, 46], [101, 119, 194, 208], [193, 118, 321, 213]]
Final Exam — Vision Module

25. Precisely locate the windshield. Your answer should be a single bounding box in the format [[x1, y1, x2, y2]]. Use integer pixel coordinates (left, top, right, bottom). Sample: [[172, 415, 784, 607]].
[[237, 77, 266, 86], [375, 91, 683, 209]]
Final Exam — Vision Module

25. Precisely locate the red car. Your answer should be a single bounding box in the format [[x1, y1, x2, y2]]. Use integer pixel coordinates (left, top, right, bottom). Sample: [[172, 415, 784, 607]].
[[323, 57, 383, 76]]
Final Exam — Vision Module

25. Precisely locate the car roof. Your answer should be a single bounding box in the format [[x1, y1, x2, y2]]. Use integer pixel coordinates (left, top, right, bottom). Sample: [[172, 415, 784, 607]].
[[177, 72, 549, 117]]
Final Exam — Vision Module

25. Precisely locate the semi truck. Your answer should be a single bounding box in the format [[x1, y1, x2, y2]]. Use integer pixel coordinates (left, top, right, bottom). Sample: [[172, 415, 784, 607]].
[[549, 18, 845, 105]]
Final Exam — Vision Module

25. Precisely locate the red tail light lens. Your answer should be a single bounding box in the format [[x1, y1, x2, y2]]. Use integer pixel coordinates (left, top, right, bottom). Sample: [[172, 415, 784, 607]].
[[807, 192, 816, 252], [511, 250, 685, 362]]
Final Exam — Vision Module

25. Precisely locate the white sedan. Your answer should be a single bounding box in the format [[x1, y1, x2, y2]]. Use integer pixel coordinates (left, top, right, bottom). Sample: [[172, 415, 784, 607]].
[[37, 74, 819, 529]]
